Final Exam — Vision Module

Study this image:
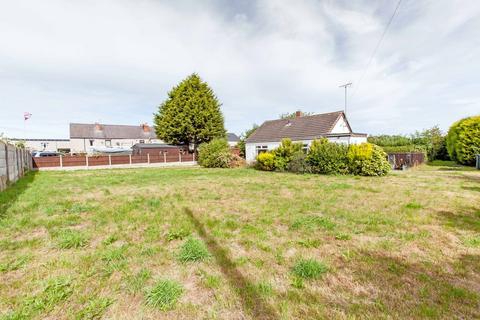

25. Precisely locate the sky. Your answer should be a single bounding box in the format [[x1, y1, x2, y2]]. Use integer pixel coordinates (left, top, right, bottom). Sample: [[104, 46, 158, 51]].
[[1, 0, 479, 139]]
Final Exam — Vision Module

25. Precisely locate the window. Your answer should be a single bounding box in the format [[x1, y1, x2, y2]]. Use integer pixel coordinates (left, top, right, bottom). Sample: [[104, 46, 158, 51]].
[[89, 139, 94, 146], [256, 145, 268, 155], [105, 140, 112, 147], [302, 144, 309, 153], [139, 140, 145, 144]]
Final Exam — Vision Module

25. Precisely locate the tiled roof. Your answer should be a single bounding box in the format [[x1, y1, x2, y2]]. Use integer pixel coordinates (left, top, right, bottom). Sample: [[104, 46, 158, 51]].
[[246, 111, 353, 143], [227, 133, 240, 142], [70, 123, 157, 139]]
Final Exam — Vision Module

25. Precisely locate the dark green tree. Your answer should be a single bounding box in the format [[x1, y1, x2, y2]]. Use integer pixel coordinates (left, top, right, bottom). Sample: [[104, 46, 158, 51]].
[[237, 124, 259, 158], [154, 73, 226, 151]]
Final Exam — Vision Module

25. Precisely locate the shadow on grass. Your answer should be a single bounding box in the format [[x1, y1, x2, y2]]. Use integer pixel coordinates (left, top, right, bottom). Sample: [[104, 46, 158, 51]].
[[435, 208, 480, 233], [0, 170, 37, 219], [184, 207, 280, 320]]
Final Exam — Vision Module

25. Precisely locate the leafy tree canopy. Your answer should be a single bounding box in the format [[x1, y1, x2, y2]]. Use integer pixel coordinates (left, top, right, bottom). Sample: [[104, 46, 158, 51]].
[[279, 111, 314, 119], [154, 73, 226, 149], [237, 124, 259, 158]]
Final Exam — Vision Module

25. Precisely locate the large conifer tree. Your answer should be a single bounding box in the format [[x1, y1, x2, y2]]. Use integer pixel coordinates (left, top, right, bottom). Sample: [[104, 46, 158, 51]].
[[154, 74, 226, 150]]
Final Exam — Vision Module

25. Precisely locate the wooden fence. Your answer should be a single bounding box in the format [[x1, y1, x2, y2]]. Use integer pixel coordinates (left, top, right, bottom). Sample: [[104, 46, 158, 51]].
[[0, 141, 33, 191], [387, 152, 425, 170], [33, 153, 196, 169]]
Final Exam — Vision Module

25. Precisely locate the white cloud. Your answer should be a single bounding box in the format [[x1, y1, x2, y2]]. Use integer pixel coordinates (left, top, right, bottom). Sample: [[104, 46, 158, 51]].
[[0, 0, 479, 138]]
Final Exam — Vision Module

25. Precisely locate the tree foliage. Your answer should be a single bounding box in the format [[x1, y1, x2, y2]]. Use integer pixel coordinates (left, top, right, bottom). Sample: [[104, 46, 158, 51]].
[[237, 124, 259, 158], [154, 73, 226, 149], [446, 116, 480, 166]]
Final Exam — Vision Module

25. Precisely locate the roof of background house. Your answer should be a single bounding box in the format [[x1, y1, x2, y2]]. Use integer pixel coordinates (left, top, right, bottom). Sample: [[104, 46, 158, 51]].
[[227, 133, 240, 142], [245, 111, 365, 143], [70, 123, 157, 139], [70, 123, 240, 141]]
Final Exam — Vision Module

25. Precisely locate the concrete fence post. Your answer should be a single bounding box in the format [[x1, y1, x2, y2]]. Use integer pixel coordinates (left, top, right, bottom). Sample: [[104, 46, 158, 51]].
[[60, 155, 63, 168], [129, 154, 132, 165], [86, 155, 89, 167], [4, 143, 9, 185], [163, 153, 166, 163], [147, 153, 150, 164], [178, 153, 181, 162], [193, 152, 195, 162], [109, 155, 112, 167]]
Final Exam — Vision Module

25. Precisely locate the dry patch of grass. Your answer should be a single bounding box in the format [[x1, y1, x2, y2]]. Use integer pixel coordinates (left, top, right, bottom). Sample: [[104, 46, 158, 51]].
[[1, 164, 479, 319]]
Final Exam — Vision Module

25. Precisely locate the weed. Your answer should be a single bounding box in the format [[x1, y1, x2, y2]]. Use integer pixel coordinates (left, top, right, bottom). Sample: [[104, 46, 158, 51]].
[[126, 268, 151, 294], [405, 202, 423, 209], [146, 279, 183, 311], [54, 229, 89, 249], [166, 228, 190, 241], [75, 297, 113, 320], [178, 237, 210, 263], [292, 259, 328, 280], [0, 255, 30, 273], [291, 215, 336, 231]]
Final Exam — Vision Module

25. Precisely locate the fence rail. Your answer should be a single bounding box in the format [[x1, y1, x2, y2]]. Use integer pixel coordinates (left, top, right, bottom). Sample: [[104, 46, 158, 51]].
[[0, 141, 33, 191], [32, 153, 196, 169]]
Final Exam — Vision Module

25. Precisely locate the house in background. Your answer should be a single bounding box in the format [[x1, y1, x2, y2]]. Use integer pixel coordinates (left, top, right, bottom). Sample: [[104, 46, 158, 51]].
[[70, 123, 161, 153], [245, 111, 367, 162], [227, 133, 240, 147], [70, 122, 241, 154], [7, 138, 71, 153]]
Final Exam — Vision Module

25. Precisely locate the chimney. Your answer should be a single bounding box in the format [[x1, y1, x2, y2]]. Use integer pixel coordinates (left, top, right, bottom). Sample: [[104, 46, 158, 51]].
[[94, 123, 102, 131], [141, 123, 150, 132], [295, 110, 302, 118]]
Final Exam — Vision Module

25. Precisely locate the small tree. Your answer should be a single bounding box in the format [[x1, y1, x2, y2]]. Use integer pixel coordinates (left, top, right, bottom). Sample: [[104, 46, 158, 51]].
[[154, 73, 226, 151], [237, 124, 259, 158]]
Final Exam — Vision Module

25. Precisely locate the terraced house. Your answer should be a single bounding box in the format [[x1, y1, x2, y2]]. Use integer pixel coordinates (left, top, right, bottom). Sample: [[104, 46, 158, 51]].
[[245, 111, 367, 162]]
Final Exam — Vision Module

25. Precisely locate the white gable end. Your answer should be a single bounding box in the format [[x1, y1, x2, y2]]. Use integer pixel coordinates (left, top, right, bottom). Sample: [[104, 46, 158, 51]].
[[330, 116, 351, 134]]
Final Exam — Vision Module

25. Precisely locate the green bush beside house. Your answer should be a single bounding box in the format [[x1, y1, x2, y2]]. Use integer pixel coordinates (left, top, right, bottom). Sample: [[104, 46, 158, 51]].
[[254, 138, 390, 177]]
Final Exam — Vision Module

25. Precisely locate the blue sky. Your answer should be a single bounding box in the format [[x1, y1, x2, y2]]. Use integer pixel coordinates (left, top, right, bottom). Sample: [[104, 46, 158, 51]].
[[1, 0, 479, 139]]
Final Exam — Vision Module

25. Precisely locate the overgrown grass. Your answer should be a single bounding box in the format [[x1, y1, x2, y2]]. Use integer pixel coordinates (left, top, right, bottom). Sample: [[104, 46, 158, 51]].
[[146, 279, 183, 311], [0, 165, 479, 319], [292, 258, 328, 280], [178, 237, 210, 263]]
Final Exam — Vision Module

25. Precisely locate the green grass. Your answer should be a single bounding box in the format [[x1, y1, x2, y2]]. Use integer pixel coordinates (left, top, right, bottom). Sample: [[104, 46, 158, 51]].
[[292, 259, 328, 280], [53, 229, 89, 249], [178, 237, 210, 263], [0, 165, 479, 319], [146, 279, 183, 311]]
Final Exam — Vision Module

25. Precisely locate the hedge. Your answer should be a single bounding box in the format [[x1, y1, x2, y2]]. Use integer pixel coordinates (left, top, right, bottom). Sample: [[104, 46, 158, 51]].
[[446, 116, 480, 166]]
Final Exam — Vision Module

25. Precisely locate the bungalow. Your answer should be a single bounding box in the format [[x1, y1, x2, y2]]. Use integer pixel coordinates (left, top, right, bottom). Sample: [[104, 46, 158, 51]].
[[245, 111, 367, 162]]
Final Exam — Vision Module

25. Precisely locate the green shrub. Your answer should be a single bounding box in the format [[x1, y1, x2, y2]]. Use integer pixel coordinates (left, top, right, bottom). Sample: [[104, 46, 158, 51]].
[[306, 138, 349, 174], [446, 116, 480, 165], [273, 139, 303, 171], [287, 152, 312, 174], [348, 143, 390, 176], [255, 152, 276, 171], [178, 237, 210, 263], [146, 279, 183, 311], [197, 138, 232, 168]]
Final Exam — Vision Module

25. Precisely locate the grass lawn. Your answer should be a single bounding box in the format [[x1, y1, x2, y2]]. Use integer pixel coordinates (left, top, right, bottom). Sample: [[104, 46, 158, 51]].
[[1, 164, 479, 319]]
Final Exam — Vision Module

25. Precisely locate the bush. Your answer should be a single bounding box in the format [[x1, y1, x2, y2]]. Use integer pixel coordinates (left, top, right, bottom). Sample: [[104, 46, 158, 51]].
[[446, 116, 480, 166], [348, 143, 390, 176], [287, 152, 312, 174], [273, 139, 303, 171], [255, 152, 276, 171], [306, 139, 349, 174], [197, 138, 232, 168]]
